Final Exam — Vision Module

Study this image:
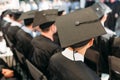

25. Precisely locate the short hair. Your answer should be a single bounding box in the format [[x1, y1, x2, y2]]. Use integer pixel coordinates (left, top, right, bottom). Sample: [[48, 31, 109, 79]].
[[39, 21, 55, 32], [70, 39, 91, 49], [24, 18, 33, 26], [12, 13, 22, 21]]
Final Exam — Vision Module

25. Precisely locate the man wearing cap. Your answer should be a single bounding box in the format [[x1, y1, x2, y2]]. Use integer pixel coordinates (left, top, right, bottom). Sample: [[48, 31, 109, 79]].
[[7, 10, 23, 46], [31, 9, 62, 77], [15, 10, 39, 60], [48, 7, 106, 80]]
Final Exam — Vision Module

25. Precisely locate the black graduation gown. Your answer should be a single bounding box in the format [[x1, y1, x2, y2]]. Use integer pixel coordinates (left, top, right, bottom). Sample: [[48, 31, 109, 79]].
[[16, 29, 33, 60], [0, 20, 11, 35], [105, 1, 120, 31], [48, 53, 100, 80], [7, 26, 21, 46], [31, 35, 62, 76]]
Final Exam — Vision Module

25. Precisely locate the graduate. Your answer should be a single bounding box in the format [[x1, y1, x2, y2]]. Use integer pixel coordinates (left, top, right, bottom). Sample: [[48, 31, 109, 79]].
[[31, 9, 62, 77], [15, 10, 38, 60], [48, 6, 107, 80]]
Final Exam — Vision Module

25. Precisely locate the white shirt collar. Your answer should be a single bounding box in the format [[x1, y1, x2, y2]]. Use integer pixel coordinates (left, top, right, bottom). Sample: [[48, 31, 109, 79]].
[[3, 17, 12, 22], [62, 48, 84, 62], [10, 21, 22, 27]]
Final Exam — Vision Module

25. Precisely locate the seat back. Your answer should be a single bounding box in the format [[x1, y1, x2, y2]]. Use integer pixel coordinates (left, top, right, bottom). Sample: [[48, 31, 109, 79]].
[[111, 37, 120, 58], [85, 48, 100, 75], [4, 34, 13, 48], [14, 48, 25, 65], [108, 56, 120, 80], [26, 59, 47, 80]]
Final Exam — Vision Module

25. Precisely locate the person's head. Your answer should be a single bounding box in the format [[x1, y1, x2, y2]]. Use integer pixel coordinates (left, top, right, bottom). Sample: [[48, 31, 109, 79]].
[[24, 18, 33, 26], [70, 38, 94, 55], [11, 10, 22, 21], [55, 6, 107, 52], [18, 10, 37, 27], [33, 9, 58, 35], [1, 9, 11, 19], [39, 21, 56, 33]]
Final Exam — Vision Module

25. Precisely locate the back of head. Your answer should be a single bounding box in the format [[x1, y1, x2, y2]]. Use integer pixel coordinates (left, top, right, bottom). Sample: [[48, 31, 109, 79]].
[[70, 39, 91, 49], [24, 18, 34, 26], [11, 10, 23, 21], [56, 6, 107, 48]]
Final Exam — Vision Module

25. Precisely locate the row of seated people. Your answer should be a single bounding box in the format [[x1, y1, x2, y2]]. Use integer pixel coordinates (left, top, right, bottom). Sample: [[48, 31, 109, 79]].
[[0, 2, 120, 80]]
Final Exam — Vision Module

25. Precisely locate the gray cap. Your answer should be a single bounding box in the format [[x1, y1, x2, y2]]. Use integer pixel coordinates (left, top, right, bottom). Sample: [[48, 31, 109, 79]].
[[33, 9, 58, 27], [56, 7, 107, 48], [91, 2, 112, 18], [18, 10, 37, 20]]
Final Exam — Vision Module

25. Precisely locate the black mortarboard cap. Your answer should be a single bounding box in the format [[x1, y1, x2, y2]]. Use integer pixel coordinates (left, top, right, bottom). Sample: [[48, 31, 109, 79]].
[[2, 9, 12, 16], [91, 2, 112, 18], [56, 7, 106, 48], [33, 9, 58, 27], [11, 10, 23, 20], [18, 10, 37, 20]]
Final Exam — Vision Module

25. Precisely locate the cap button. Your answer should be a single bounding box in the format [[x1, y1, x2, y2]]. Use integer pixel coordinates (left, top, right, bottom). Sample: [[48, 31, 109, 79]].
[[75, 21, 80, 26]]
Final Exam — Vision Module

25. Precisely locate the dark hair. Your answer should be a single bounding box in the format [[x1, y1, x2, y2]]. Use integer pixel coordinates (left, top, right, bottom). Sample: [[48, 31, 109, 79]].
[[24, 18, 33, 26], [70, 39, 91, 49], [39, 21, 55, 31], [12, 12, 22, 21]]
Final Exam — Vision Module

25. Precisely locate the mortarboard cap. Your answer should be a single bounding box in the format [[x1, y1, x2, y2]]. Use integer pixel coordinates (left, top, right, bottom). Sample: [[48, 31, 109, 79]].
[[2, 9, 12, 16], [91, 2, 112, 18], [56, 7, 106, 48], [11, 10, 23, 20], [33, 9, 58, 27], [18, 10, 37, 20]]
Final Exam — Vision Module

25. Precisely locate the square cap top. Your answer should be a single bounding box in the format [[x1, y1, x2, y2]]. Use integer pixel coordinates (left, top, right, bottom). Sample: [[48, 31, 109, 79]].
[[91, 2, 112, 18], [56, 7, 106, 48], [18, 10, 38, 20], [33, 9, 58, 27]]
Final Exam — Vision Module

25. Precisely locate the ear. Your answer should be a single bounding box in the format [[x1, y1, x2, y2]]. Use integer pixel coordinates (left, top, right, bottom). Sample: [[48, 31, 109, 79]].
[[88, 38, 94, 47], [51, 24, 57, 33]]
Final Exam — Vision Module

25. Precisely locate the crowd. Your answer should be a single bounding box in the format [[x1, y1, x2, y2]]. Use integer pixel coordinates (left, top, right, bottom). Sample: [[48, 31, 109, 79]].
[[0, 0, 120, 80]]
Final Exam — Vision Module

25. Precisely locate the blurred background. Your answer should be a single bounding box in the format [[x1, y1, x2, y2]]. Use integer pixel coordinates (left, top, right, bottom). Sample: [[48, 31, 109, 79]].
[[0, 0, 120, 15]]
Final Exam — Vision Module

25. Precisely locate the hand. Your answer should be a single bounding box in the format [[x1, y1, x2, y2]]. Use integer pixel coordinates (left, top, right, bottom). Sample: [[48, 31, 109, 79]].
[[2, 68, 14, 78]]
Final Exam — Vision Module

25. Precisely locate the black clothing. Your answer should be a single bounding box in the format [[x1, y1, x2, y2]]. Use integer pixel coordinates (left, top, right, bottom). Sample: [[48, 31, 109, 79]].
[[31, 35, 61, 76], [0, 58, 18, 80], [48, 53, 100, 80], [0, 58, 8, 74], [7, 26, 21, 46], [0, 20, 11, 35], [16, 29, 33, 60], [105, 1, 120, 31]]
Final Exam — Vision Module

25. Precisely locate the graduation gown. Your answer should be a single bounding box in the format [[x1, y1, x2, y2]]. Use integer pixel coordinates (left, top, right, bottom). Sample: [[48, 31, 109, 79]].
[[16, 29, 33, 59], [48, 53, 100, 80], [7, 26, 21, 46], [31, 35, 62, 76], [0, 20, 11, 35]]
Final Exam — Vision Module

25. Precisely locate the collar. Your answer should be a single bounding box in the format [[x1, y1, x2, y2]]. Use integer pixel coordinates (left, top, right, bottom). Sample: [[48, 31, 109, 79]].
[[3, 17, 11, 22], [22, 26, 33, 37], [62, 48, 84, 62], [10, 21, 22, 27]]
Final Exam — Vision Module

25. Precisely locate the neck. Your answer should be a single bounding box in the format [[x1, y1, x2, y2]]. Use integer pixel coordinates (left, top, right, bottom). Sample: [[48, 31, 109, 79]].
[[41, 32, 54, 41], [26, 25, 33, 31], [76, 47, 87, 56]]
